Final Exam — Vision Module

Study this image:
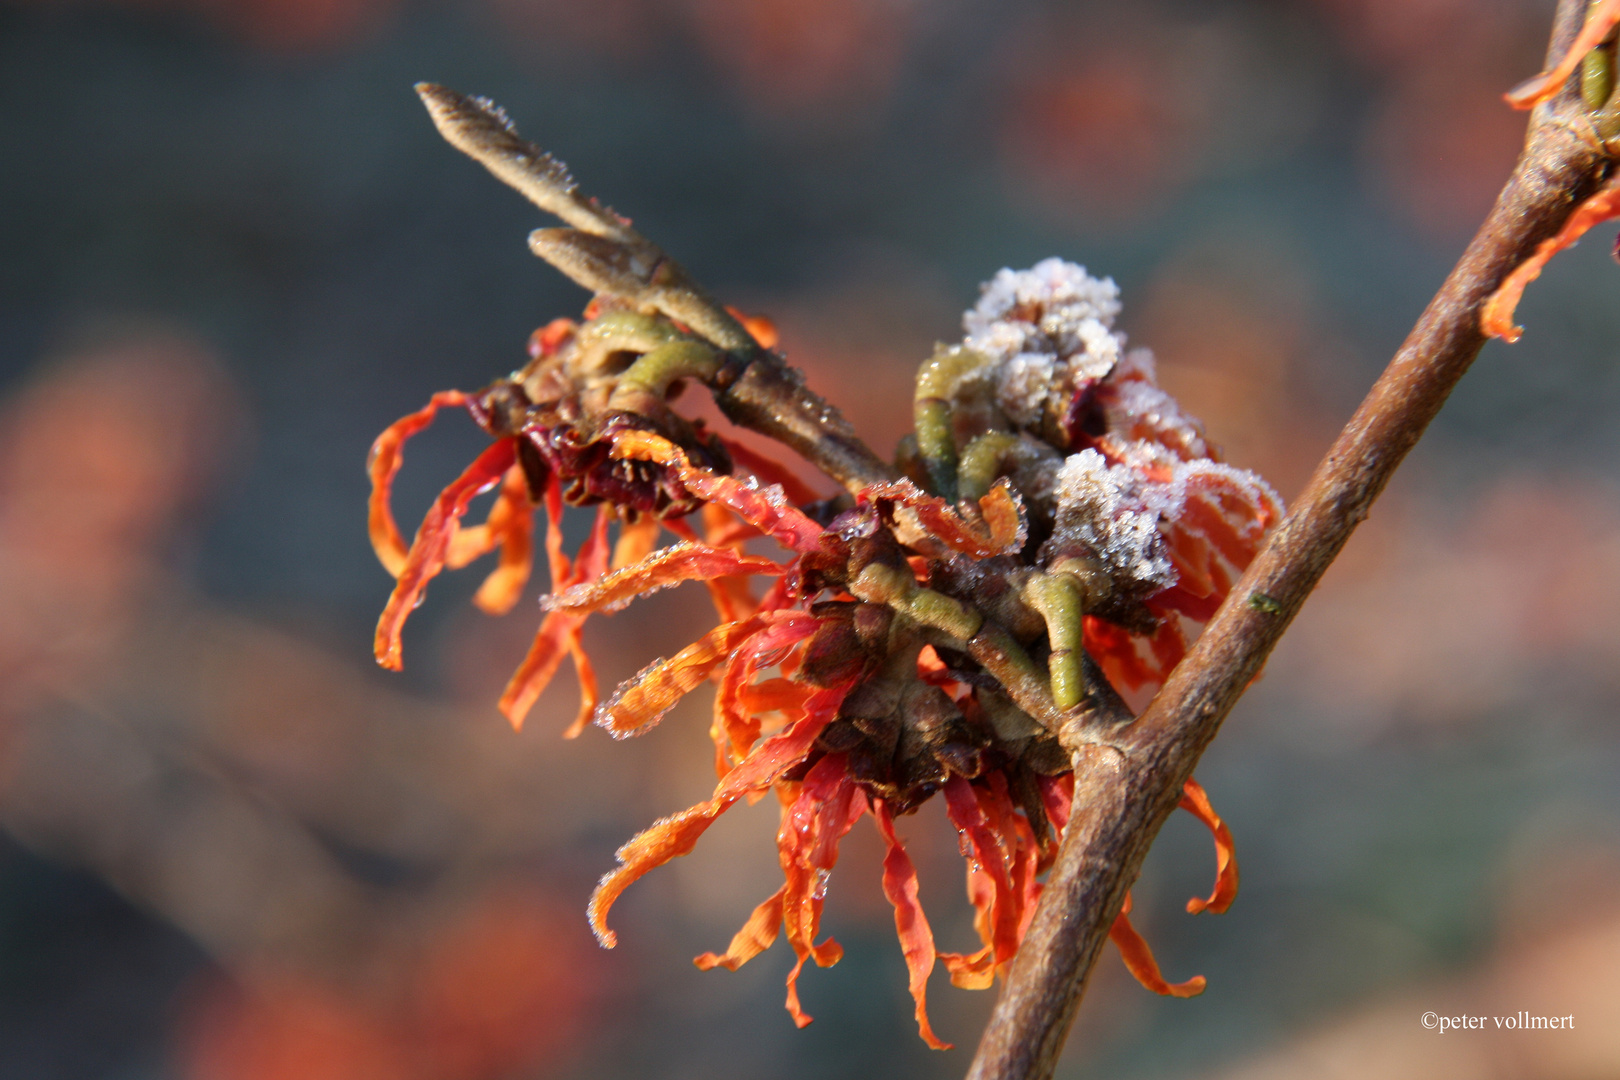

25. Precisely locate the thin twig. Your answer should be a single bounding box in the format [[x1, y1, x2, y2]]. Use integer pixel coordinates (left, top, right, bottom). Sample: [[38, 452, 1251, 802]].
[[965, 2, 1613, 1077], [415, 82, 895, 494]]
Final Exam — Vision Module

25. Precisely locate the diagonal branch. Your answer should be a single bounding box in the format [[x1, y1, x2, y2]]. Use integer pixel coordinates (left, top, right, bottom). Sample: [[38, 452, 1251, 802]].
[[965, 1, 1614, 1077]]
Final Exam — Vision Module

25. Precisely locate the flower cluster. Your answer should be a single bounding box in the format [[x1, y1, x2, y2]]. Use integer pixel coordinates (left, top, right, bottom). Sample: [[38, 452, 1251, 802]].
[[369, 254, 1278, 1046]]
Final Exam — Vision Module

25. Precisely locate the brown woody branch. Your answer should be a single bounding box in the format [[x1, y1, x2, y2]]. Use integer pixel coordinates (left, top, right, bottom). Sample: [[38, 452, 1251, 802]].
[[965, 1, 1615, 1077]]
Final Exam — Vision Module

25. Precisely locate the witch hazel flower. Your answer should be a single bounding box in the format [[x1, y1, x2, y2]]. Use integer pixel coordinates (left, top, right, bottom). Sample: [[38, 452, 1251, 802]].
[[374, 86, 1283, 1050]]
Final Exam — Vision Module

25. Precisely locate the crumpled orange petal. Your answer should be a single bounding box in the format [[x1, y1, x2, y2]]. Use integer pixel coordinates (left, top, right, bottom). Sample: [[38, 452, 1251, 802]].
[[694, 887, 785, 971], [596, 615, 770, 738], [1482, 179, 1620, 343], [875, 801, 951, 1050], [543, 542, 784, 615], [588, 801, 730, 948], [1505, 0, 1620, 109], [444, 465, 535, 616], [779, 755, 868, 1027], [1110, 892, 1206, 997], [1179, 776, 1239, 916], [711, 613, 823, 772], [498, 501, 610, 733], [367, 390, 468, 577], [374, 438, 516, 671], [938, 776, 1021, 989], [588, 682, 849, 949], [859, 478, 1027, 557], [610, 430, 826, 554]]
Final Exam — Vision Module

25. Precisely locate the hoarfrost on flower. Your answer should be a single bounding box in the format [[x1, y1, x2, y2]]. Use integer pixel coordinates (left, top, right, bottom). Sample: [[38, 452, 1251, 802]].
[[1048, 449, 1177, 596], [963, 259, 1129, 430]]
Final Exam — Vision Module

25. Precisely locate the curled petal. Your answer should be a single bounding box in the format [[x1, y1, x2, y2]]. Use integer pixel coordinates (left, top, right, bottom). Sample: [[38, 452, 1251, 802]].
[[779, 755, 868, 1027], [500, 504, 610, 733], [611, 429, 825, 554], [713, 615, 824, 770], [1505, 0, 1620, 109], [1482, 180, 1620, 343], [1179, 776, 1239, 916], [860, 478, 1027, 557], [875, 801, 951, 1050], [596, 616, 770, 738], [374, 439, 516, 671], [591, 688, 848, 953], [501, 611, 581, 732], [1110, 893, 1206, 998], [464, 466, 537, 615], [589, 801, 730, 948], [694, 887, 785, 971], [939, 776, 1020, 988], [713, 680, 848, 804], [544, 542, 784, 615], [367, 390, 469, 577]]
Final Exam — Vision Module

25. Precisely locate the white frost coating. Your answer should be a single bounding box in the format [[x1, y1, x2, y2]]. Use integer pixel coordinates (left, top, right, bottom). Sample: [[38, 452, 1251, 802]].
[[964, 259, 1128, 428], [1050, 450, 1176, 594]]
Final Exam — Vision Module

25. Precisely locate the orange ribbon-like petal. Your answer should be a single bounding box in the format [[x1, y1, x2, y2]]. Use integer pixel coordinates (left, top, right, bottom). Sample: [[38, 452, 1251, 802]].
[[498, 498, 610, 733], [1504, 0, 1620, 109], [1110, 892, 1207, 998], [374, 438, 516, 671], [367, 390, 470, 577], [1482, 180, 1620, 343], [1179, 776, 1239, 916], [694, 887, 786, 971], [611, 430, 826, 555], [588, 681, 849, 949], [544, 542, 785, 616], [875, 801, 951, 1050]]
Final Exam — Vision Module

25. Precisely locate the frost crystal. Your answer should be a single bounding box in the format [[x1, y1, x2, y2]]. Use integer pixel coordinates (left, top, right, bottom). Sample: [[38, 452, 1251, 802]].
[[1048, 450, 1176, 596], [964, 258, 1127, 427]]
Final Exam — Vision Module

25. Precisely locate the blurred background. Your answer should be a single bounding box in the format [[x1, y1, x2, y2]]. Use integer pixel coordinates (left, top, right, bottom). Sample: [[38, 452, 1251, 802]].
[[2, 0, 1619, 1077]]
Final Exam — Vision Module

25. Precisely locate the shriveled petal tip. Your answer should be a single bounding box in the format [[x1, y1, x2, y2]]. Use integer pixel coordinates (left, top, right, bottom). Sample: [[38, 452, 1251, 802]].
[[1482, 181, 1620, 343], [374, 438, 516, 671], [876, 804, 952, 1050], [1180, 776, 1239, 916], [695, 888, 785, 971], [544, 542, 784, 615], [367, 390, 469, 578], [1504, 0, 1620, 109], [588, 800, 729, 948], [724, 305, 780, 350], [859, 478, 1027, 557], [1111, 894, 1206, 998]]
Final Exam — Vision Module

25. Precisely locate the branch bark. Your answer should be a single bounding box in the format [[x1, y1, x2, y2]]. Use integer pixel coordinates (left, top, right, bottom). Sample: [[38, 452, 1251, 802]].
[[965, 2, 1614, 1077]]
